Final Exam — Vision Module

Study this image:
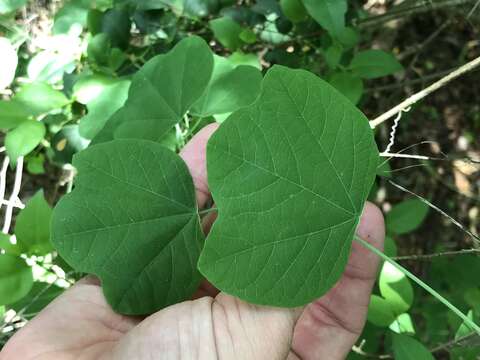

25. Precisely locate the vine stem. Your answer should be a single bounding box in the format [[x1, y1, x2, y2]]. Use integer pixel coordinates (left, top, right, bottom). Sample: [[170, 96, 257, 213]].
[[393, 248, 480, 261], [370, 55, 480, 128], [354, 235, 480, 334]]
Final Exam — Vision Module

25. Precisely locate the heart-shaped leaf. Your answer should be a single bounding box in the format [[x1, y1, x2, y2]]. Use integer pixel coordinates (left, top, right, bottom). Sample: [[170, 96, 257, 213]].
[[51, 139, 204, 315], [199, 65, 378, 307], [92, 36, 214, 145]]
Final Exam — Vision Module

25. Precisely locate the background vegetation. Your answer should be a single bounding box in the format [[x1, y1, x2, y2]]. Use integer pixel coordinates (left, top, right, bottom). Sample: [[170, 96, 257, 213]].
[[0, 0, 479, 358]]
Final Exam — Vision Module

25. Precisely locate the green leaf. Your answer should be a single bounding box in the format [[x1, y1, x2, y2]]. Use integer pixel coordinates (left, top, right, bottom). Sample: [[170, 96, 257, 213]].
[[0, 37, 18, 90], [14, 82, 69, 116], [367, 294, 397, 327], [239, 28, 257, 44], [328, 72, 363, 105], [392, 333, 434, 360], [92, 36, 213, 144], [101, 8, 132, 49], [190, 55, 262, 117], [78, 78, 131, 139], [0, 100, 30, 130], [456, 310, 475, 340], [53, 0, 90, 34], [15, 190, 53, 256], [379, 262, 414, 314], [5, 121, 46, 160], [209, 17, 244, 50], [336, 27, 359, 49], [386, 199, 429, 235], [324, 42, 343, 69], [51, 125, 89, 164], [9, 282, 64, 319], [51, 140, 204, 315], [26, 154, 46, 174], [384, 235, 397, 257], [350, 50, 403, 79], [302, 0, 347, 36], [0, 0, 27, 14], [0, 234, 21, 256], [0, 254, 33, 306], [390, 313, 415, 334], [258, 14, 291, 45], [199, 65, 379, 307], [228, 52, 261, 70], [280, 0, 308, 23]]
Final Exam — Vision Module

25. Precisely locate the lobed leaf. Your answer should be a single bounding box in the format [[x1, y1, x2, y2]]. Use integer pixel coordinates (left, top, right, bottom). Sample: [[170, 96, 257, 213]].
[[199, 65, 379, 307], [51, 139, 204, 315]]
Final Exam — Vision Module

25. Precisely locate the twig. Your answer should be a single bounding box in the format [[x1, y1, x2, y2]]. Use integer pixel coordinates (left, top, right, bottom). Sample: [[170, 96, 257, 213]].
[[370, 55, 480, 128], [388, 180, 480, 245], [393, 248, 480, 261]]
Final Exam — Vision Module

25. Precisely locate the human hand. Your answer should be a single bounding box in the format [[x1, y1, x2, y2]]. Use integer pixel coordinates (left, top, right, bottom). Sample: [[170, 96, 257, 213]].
[[1, 124, 385, 360]]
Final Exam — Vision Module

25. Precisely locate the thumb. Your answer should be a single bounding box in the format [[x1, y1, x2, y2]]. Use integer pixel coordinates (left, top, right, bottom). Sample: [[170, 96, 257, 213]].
[[211, 293, 303, 359]]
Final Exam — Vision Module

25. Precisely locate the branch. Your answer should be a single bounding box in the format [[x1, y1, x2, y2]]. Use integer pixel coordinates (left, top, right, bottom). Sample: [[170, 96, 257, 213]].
[[370, 55, 480, 128], [393, 248, 480, 261]]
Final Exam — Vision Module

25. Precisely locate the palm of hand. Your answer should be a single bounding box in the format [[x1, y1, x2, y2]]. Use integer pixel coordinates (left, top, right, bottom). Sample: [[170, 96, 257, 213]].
[[1, 125, 384, 360]]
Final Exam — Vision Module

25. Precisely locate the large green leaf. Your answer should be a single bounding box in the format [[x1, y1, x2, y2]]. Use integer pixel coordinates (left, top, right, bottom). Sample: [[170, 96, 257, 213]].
[[5, 121, 46, 160], [51, 140, 204, 315], [302, 0, 347, 37], [0, 254, 33, 306], [92, 36, 213, 145], [15, 190, 53, 256], [350, 50, 403, 79], [392, 333, 434, 360], [199, 65, 379, 307], [386, 198, 429, 235], [190, 55, 262, 117]]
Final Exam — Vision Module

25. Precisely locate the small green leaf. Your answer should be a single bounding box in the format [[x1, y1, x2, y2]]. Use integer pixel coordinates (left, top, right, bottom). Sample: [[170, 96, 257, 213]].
[[51, 140, 204, 315], [384, 235, 397, 258], [26, 154, 46, 174], [15, 82, 69, 116], [456, 310, 475, 340], [191, 55, 262, 117], [15, 190, 53, 256], [324, 43, 343, 69], [386, 199, 429, 235], [93, 36, 213, 145], [239, 28, 257, 44], [350, 50, 403, 79], [280, 0, 308, 23], [5, 121, 46, 160], [336, 27, 359, 49], [0, 254, 33, 306], [302, 0, 347, 36], [0, 100, 30, 130], [210, 17, 244, 50], [199, 65, 379, 307], [389, 313, 415, 334], [367, 294, 397, 327], [392, 333, 434, 360], [379, 262, 414, 314], [53, 0, 90, 34], [328, 72, 363, 105], [78, 78, 131, 139], [228, 52, 261, 70], [101, 8, 132, 49], [0, 37, 18, 90]]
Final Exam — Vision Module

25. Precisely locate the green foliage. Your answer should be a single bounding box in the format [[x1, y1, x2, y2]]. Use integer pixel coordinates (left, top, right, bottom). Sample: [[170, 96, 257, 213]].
[[15, 191, 53, 256], [5, 121, 46, 161], [0, 254, 33, 306], [392, 333, 435, 360], [0, 38, 18, 91], [0, 0, 27, 14], [14, 82, 69, 116], [386, 199, 429, 235], [302, 0, 347, 37], [280, 0, 307, 23], [51, 140, 204, 314], [199, 65, 378, 306], [209, 16, 245, 50], [350, 50, 404, 79]]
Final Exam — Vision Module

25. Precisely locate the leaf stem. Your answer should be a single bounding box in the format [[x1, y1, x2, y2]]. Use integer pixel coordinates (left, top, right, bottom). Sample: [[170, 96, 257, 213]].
[[354, 235, 480, 335]]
